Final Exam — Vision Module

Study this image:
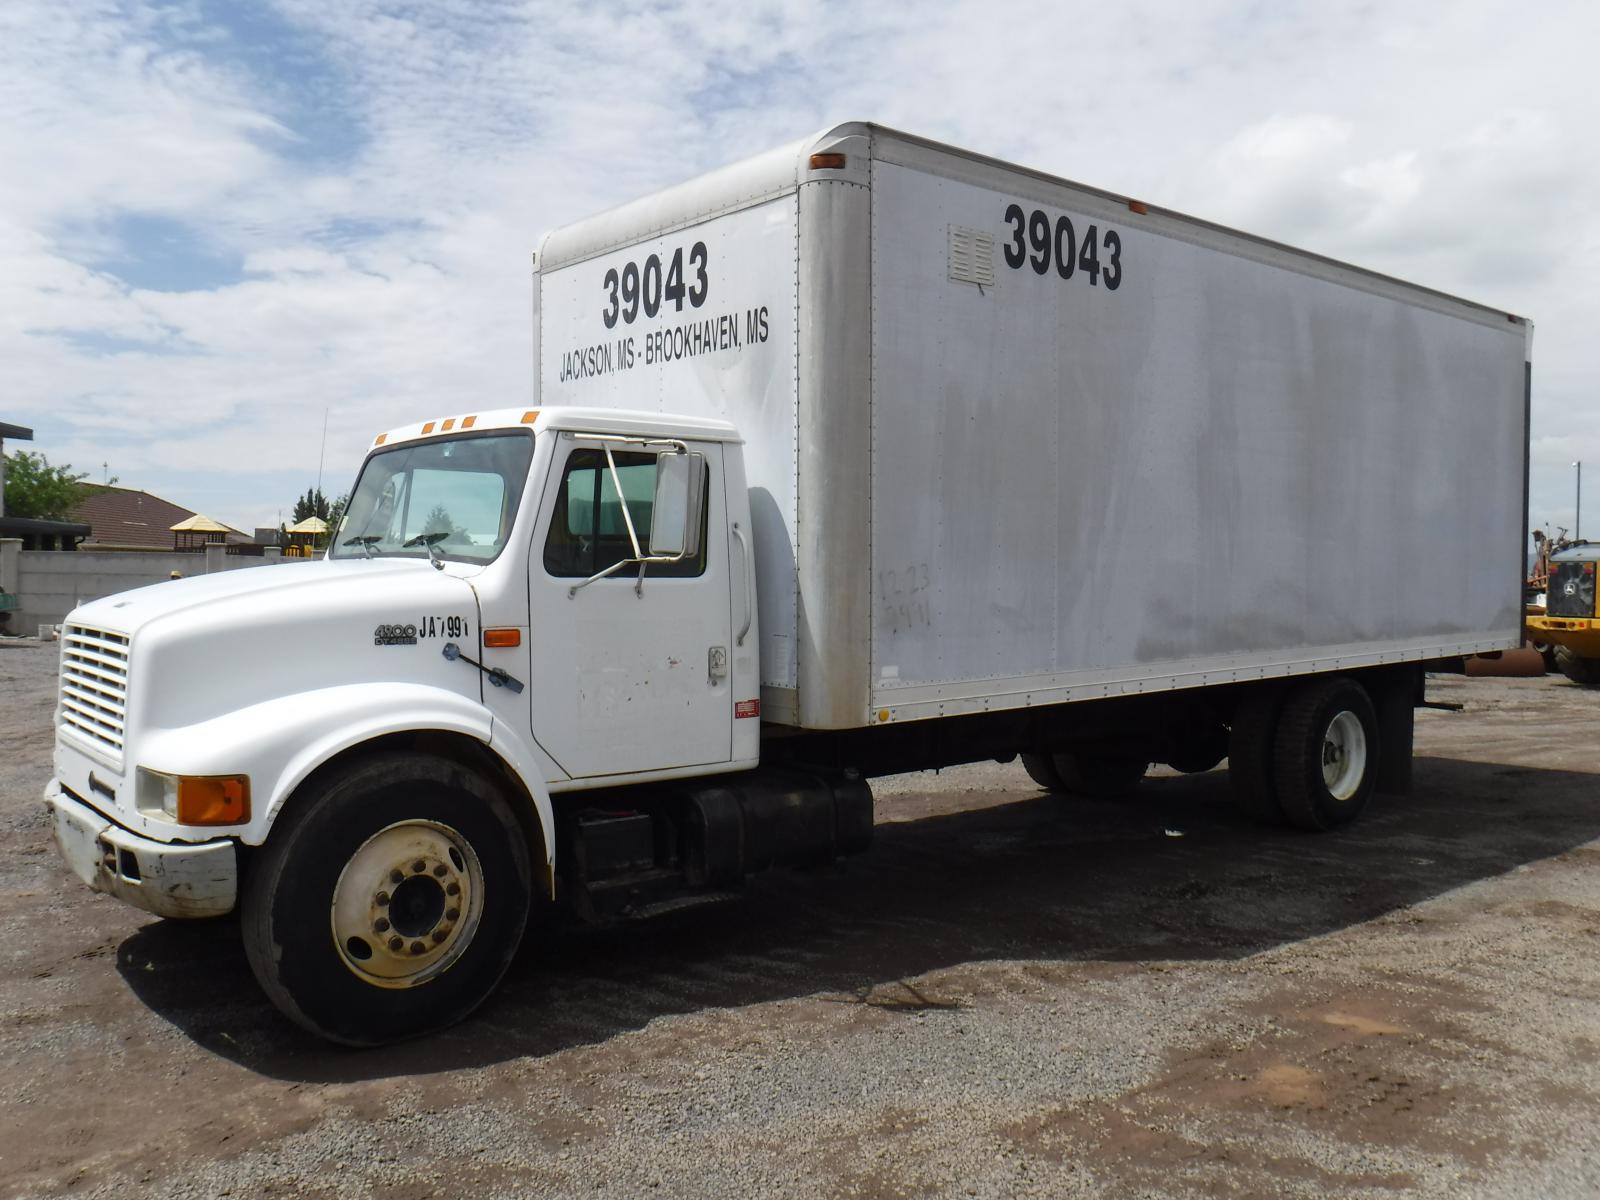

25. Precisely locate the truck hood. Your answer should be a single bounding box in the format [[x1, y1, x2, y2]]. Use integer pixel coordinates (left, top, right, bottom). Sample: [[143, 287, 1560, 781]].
[[69, 557, 481, 639], [65, 558, 488, 738]]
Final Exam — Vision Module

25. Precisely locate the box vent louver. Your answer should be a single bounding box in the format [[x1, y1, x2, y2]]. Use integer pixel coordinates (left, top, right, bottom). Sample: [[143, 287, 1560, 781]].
[[948, 225, 995, 288]]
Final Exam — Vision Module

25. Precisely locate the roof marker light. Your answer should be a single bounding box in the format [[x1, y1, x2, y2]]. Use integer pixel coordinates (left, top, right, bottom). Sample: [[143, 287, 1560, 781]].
[[374, 433, 387, 446], [462, 415, 477, 428], [809, 152, 847, 170], [441, 418, 456, 432], [521, 410, 540, 425], [421, 421, 436, 435], [1128, 200, 1149, 215]]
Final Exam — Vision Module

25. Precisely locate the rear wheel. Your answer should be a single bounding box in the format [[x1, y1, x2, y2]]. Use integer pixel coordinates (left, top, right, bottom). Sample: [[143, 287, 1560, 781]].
[[1272, 677, 1379, 831], [1554, 646, 1600, 687], [242, 752, 532, 1045]]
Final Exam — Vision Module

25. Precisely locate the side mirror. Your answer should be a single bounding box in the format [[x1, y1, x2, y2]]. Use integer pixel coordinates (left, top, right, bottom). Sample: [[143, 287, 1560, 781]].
[[648, 451, 704, 559]]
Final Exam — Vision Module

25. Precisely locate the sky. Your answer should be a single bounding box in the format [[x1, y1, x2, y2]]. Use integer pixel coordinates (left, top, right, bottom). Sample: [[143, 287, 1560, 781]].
[[2, 0, 1596, 538]]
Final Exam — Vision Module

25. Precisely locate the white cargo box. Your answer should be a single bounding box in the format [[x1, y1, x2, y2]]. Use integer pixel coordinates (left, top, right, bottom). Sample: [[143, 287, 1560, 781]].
[[536, 123, 1530, 730]]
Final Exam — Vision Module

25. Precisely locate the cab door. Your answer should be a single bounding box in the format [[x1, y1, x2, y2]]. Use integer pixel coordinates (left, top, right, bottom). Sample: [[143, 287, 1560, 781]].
[[528, 437, 731, 778]]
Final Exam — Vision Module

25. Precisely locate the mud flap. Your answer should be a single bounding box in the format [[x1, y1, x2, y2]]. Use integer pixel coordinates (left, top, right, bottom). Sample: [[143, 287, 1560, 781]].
[[1371, 667, 1418, 797]]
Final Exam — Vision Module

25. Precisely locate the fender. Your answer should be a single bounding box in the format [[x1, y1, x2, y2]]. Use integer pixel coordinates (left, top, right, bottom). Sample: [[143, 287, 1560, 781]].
[[136, 684, 553, 874]]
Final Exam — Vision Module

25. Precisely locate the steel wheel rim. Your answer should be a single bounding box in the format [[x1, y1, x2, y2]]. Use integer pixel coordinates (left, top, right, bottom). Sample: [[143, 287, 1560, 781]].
[[331, 819, 485, 988], [1321, 710, 1367, 801]]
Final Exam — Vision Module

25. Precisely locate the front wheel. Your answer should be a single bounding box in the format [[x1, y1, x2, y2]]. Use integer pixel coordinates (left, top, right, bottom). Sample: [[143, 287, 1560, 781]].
[[242, 753, 532, 1045]]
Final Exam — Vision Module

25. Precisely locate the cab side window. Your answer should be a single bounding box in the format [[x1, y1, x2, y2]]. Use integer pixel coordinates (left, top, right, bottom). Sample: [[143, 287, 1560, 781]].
[[543, 449, 708, 578]]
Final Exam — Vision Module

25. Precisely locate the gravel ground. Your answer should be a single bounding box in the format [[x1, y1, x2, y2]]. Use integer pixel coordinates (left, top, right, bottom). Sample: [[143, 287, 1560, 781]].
[[2, 636, 1599, 1199]]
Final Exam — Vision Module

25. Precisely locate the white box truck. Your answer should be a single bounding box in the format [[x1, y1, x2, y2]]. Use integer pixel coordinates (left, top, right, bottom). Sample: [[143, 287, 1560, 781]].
[[45, 123, 1531, 1044]]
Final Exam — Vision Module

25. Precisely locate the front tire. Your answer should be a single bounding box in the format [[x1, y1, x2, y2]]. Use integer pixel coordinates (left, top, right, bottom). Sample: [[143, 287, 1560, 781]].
[[242, 752, 532, 1046], [1554, 646, 1600, 687], [1272, 677, 1379, 831]]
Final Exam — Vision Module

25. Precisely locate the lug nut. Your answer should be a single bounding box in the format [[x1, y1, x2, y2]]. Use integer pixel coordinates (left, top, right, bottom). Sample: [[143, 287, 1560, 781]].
[[410, 941, 427, 955], [446, 907, 460, 922], [375, 891, 390, 906], [432, 929, 448, 944], [388, 936, 404, 952], [389, 869, 403, 884], [433, 864, 448, 878], [412, 859, 426, 873], [446, 882, 460, 896], [374, 917, 390, 933]]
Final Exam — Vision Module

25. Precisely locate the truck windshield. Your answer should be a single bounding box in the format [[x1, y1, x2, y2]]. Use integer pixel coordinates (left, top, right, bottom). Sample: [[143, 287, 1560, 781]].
[[330, 432, 534, 564]]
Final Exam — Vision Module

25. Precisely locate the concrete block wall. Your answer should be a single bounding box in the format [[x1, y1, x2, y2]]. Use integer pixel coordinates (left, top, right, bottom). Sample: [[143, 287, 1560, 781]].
[[1, 540, 288, 635]]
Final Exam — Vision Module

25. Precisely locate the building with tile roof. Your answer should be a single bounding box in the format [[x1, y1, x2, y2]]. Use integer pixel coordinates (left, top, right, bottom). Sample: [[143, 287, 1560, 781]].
[[70, 487, 250, 550]]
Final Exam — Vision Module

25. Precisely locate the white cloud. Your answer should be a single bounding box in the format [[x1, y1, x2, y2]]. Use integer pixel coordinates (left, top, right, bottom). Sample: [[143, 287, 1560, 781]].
[[0, 0, 1596, 536]]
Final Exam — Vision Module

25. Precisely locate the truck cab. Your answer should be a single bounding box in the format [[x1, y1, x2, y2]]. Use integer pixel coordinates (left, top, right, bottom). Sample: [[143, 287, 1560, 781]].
[[46, 406, 867, 1044]]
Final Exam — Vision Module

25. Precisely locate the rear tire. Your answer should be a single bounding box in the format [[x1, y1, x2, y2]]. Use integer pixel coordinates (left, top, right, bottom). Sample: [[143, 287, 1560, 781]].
[[1554, 646, 1600, 687], [242, 752, 532, 1046], [1272, 677, 1379, 831]]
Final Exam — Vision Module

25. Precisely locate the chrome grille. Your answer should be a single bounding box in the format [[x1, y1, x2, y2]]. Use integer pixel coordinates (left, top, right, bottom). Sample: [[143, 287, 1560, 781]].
[[59, 624, 130, 758]]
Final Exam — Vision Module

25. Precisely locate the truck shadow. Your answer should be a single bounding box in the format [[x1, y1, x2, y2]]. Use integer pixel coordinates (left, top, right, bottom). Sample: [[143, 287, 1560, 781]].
[[116, 754, 1600, 1082]]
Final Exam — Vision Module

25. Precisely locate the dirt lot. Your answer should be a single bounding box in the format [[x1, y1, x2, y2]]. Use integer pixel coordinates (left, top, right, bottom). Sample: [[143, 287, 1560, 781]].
[[2, 637, 1598, 1200]]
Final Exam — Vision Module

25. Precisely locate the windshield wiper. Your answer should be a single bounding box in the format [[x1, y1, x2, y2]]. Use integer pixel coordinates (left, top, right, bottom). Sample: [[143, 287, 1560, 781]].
[[342, 535, 383, 558], [402, 531, 448, 570], [442, 642, 524, 694]]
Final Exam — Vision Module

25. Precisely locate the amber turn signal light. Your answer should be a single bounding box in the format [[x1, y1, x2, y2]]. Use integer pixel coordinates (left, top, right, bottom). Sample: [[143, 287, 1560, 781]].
[[176, 775, 250, 825], [483, 628, 522, 649]]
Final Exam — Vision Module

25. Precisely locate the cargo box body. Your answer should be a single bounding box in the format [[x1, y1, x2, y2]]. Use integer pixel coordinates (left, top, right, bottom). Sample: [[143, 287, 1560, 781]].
[[536, 123, 1530, 732]]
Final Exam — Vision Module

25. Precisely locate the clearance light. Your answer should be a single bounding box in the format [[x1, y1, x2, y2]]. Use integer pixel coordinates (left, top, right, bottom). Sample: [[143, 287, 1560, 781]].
[[421, 421, 436, 434], [809, 152, 847, 170], [374, 433, 388, 446], [483, 628, 522, 648], [521, 410, 540, 425], [139, 769, 250, 825], [462, 415, 477, 428]]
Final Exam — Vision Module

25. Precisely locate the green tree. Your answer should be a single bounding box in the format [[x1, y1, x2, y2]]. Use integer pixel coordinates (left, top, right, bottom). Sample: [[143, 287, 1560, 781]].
[[292, 487, 330, 523], [289, 488, 348, 546], [2, 450, 113, 520]]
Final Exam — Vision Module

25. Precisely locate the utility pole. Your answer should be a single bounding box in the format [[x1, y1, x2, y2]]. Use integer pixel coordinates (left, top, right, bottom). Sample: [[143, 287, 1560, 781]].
[[1576, 460, 1583, 541]]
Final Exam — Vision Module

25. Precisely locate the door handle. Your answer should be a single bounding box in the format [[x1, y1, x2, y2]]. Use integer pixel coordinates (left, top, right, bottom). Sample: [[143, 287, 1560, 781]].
[[731, 522, 753, 647]]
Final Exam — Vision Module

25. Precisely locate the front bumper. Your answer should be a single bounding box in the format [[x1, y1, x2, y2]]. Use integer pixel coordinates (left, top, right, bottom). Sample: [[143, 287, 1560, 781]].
[[45, 780, 237, 919], [1526, 615, 1600, 657]]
